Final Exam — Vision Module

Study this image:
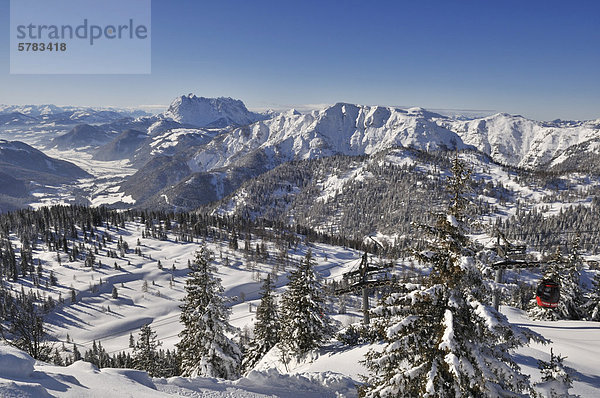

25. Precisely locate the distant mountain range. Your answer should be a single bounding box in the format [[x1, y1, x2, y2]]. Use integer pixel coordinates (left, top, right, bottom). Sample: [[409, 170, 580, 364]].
[[442, 113, 600, 169], [117, 98, 600, 210], [0, 104, 149, 119], [0, 94, 599, 215], [0, 105, 150, 129]]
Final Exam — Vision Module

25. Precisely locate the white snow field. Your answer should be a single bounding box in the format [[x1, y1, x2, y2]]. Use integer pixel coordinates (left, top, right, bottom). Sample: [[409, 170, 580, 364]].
[[0, 343, 357, 397], [0, 221, 598, 397], [503, 307, 600, 398]]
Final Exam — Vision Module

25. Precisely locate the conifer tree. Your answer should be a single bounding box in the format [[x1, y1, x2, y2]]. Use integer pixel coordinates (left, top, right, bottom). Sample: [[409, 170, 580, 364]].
[[242, 274, 280, 372], [49, 270, 57, 286], [52, 348, 64, 366], [83, 340, 111, 368], [132, 324, 161, 377], [177, 246, 241, 379], [361, 156, 546, 398], [561, 235, 585, 320], [535, 348, 578, 398], [72, 343, 81, 361], [583, 272, 600, 321], [279, 249, 332, 360]]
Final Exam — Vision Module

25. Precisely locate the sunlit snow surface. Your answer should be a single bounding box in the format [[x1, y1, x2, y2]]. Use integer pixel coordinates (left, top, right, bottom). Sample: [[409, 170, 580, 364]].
[[1, 109, 600, 395], [0, 221, 598, 397], [0, 344, 357, 397], [505, 306, 600, 398]]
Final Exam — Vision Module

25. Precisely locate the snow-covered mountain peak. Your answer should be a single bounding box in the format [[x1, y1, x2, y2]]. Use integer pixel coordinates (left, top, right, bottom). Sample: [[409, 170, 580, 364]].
[[446, 112, 600, 168], [406, 106, 430, 116], [404, 106, 446, 119], [285, 109, 301, 116], [186, 102, 471, 174], [162, 94, 266, 128]]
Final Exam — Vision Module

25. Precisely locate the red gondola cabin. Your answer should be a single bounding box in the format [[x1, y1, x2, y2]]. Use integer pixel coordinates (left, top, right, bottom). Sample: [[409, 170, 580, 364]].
[[536, 279, 560, 308]]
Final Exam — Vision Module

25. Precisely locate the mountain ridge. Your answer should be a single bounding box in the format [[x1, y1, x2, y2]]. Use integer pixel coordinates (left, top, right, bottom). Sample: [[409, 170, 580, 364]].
[[2, 94, 600, 214], [112, 97, 600, 210]]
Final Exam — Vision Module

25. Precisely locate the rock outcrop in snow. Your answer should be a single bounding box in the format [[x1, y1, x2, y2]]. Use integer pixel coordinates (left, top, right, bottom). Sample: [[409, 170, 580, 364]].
[[162, 94, 266, 128]]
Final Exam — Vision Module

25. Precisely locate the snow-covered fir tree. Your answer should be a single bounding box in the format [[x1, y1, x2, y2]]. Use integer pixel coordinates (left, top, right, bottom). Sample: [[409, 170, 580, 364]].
[[535, 348, 579, 398], [583, 272, 600, 321], [279, 249, 332, 360], [561, 236, 585, 320], [361, 156, 547, 398], [529, 238, 585, 321], [132, 324, 161, 377], [177, 246, 241, 379], [242, 274, 280, 372], [52, 348, 64, 366]]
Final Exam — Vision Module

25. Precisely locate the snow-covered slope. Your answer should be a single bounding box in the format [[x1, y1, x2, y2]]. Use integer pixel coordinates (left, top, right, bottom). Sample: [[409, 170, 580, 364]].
[[0, 218, 599, 397], [0, 343, 358, 397], [162, 94, 266, 128], [144, 128, 216, 158], [446, 114, 600, 168]]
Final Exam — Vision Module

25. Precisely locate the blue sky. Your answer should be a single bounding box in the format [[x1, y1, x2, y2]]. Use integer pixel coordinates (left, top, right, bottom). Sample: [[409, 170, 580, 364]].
[[1, 0, 599, 120]]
